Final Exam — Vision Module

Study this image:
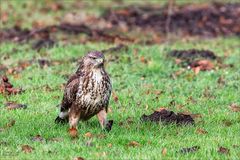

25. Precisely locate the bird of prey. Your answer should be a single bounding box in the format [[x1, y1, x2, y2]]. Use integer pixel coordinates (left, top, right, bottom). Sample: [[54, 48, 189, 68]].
[[55, 51, 112, 136]]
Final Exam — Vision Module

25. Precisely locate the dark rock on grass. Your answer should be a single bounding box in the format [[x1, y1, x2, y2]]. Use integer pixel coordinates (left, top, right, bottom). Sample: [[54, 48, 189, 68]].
[[141, 109, 194, 125]]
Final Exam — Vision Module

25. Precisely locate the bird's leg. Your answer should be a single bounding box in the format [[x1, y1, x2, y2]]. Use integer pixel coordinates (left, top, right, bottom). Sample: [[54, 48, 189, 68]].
[[97, 109, 107, 129], [97, 109, 113, 132], [68, 107, 80, 138]]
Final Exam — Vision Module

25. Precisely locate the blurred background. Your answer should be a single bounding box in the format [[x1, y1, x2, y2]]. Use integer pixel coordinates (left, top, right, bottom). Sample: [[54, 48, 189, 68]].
[[1, 0, 239, 47]]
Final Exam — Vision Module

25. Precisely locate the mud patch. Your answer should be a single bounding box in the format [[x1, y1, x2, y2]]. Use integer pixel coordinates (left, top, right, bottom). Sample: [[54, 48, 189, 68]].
[[1, 3, 239, 46], [141, 109, 194, 125], [0, 24, 132, 48], [168, 49, 222, 74], [169, 49, 217, 64], [103, 3, 240, 37]]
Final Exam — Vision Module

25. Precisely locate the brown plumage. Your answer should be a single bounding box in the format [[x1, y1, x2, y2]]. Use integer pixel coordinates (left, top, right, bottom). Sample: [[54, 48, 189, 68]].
[[55, 51, 112, 135]]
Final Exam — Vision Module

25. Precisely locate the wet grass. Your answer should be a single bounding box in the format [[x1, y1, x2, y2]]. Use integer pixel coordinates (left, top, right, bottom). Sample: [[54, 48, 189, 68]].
[[0, 37, 240, 159], [1, 0, 240, 159]]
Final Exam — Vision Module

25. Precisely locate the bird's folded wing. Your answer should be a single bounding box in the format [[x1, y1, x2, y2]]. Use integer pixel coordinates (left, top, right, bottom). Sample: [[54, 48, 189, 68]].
[[65, 74, 80, 103]]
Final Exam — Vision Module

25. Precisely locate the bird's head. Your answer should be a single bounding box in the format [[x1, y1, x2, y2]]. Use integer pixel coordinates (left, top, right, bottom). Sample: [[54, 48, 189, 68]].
[[83, 51, 105, 69]]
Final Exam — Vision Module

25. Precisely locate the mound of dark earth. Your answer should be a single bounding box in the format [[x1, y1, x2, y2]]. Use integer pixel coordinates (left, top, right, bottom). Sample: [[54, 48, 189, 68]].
[[169, 49, 217, 66], [1, 3, 239, 47], [141, 109, 194, 125], [103, 3, 240, 37]]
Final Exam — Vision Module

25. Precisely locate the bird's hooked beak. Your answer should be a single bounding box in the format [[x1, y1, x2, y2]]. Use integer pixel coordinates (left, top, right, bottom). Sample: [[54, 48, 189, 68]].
[[96, 58, 103, 64], [95, 58, 104, 67]]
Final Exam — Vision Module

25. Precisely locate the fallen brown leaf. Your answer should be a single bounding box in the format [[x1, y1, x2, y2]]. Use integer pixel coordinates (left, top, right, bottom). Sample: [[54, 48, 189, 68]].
[[7, 61, 31, 75], [191, 60, 214, 74], [217, 76, 225, 85], [84, 132, 92, 138], [196, 128, 208, 134], [154, 90, 163, 95], [192, 66, 201, 75], [73, 157, 85, 160], [140, 56, 148, 64], [222, 120, 232, 127], [6, 120, 15, 128], [22, 145, 34, 153], [172, 69, 184, 79], [1, 12, 8, 23], [0, 76, 23, 95], [128, 141, 140, 147], [31, 135, 44, 142], [229, 103, 240, 112], [175, 58, 182, 64], [5, 102, 27, 110], [218, 146, 230, 154], [198, 60, 214, 70], [112, 92, 119, 102], [69, 127, 78, 138], [162, 148, 167, 156], [0, 119, 15, 132]]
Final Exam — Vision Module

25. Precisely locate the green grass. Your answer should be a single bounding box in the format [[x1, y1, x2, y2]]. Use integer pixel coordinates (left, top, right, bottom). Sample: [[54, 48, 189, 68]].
[[1, 0, 240, 159], [0, 37, 240, 159]]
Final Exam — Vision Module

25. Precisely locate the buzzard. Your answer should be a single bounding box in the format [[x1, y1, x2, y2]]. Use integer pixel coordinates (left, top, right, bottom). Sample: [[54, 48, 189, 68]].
[[55, 51, 112, 136]]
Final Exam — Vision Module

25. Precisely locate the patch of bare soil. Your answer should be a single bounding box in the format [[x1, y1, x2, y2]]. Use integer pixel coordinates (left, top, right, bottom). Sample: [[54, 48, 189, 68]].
[[0, 3, 239, 48], [103, 2, 240, 37], [168, 49, 233, 74], [141, 109, 194, 125]]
